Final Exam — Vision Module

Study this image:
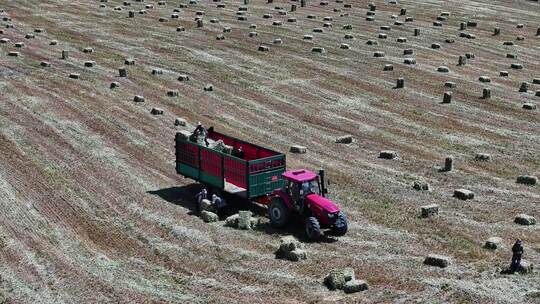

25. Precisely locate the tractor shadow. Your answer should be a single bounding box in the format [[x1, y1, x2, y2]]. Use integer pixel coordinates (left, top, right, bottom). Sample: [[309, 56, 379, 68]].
[[253, 219, 339, 244], [147, 183, 202, 216]]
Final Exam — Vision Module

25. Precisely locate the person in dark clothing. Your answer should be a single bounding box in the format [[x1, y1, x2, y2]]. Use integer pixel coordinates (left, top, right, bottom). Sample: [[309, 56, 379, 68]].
[[195, 188, 208, 213], [510, 239, 524, 272], [192, 122, 209, 146]]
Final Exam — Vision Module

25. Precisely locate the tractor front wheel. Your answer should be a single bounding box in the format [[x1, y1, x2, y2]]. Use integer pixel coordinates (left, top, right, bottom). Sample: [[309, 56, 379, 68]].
[[269, 198, 290, 228], [305, 217, 321, 240], [332, 211, 348, 236]]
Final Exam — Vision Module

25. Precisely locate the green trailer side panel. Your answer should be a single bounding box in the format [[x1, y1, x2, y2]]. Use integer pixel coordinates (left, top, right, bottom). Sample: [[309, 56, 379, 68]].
[[248, 168, 285, 198], [177, 163, 199, 180], [200, 172, 224, 189]]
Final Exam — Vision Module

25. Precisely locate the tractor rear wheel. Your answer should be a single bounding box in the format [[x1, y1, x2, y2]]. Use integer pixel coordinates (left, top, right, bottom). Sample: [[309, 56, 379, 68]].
[[305, 217, 321, 240], [269, 198, 290, 228], [332, 211, 348, 236]]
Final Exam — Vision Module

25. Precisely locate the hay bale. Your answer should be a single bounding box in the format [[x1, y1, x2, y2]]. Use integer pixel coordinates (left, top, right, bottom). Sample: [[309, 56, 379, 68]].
[[523, 103, 536, 110], [443, 92, 452, 103], [445, 81, 456, 88], [68, 73, 80, 79], [84, 61, 96, 68], [373, 51, 385, 57], [167, 90, 179, 97], [344, 34, 354, 39], [178, 75, 190, 81], [290, 145, 307, 154], [125, 58, 135, 65], [249, 32, 258, 37], [324, 268, 355, 290], [437, 66, 449, 73], [204, 84, 214, 91], [110, 82, 119, 89], [424, 254, 450, 268], [514, 214, 536, 226], [133, 95, 145, 102], [7, 52, 19, 58], [238, 210, 252, 229], [151, 108, 164, 115], [503, 41, 514, 46], [384, 64, 393, 71], [403, 49, 414, 55], [458, 55, 466, 66], [475, 153, 491, 161], [421, 204, 438, 218], [225, 214, 239, 227], [40, 61, 51, 67], [404, 58, 416, 65], [343, 280, 368, 294], [174, 118, 186, 126], [482, 88, 491, 99], [201, 210, 219, 223], [313, 28, 323, 33], [311, 47, 326, 54], [397, 37, 407, 43], [484, 237, 502, 250], [273, 38, 282, 44], [176, 26, 186, 32], [414, 181, 430, 191], [519, 82, 528, 92], [379, 150, 397, 159], [479, 76, 491, 83], [303, 35, 313, 40], [454, 189, 474, 200], [366, 40, 378, 45], [516, 175, 537, 185], [336, 135, 353, 144], [431, 43, 441, 49], [216, 34, 225, 40], [340, 43, 350, 49], [378, 33, 387, 39], [258, 45, 269, 51], [500, 71, 509, 77]]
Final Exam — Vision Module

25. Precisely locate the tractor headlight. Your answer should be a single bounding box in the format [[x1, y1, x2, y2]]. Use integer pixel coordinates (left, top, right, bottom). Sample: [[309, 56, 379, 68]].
[[327, 212, 336, 219]]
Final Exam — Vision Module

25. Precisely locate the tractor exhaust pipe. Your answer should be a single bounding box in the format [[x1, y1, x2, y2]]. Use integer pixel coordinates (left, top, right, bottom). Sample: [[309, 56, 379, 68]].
[[319, 169, 327, 197]]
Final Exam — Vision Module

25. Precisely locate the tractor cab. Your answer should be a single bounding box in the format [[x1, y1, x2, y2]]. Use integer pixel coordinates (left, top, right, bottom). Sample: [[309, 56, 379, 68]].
[[282, 169, 327, 211]]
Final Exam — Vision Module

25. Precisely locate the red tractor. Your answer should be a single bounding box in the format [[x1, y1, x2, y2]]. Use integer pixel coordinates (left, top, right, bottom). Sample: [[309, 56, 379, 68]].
[[268, 169, 348, 239]]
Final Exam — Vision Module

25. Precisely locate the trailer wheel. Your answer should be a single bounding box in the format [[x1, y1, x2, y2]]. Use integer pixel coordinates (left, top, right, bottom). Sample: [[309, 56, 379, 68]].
[[305, 217, 321, 240], [269, 198, 289, 228], [332, 211, 348, 236]]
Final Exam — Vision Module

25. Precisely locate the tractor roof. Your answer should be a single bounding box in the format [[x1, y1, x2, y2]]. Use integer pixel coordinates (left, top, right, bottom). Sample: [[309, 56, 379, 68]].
[[282, 169, 317, 182]]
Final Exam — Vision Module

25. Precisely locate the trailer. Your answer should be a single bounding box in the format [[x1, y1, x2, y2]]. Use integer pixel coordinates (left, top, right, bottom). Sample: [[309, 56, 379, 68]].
[[175, 127, 348, 240], [175, 127, 286, 202]]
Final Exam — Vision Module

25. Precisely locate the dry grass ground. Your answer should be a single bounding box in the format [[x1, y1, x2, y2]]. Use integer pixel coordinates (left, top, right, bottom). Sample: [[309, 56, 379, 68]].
[[0, 0, 539, 303]]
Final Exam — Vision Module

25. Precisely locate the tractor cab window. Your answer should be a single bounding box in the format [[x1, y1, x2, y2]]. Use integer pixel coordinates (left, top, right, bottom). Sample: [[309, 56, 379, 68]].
[[300, 180, 318, 196]]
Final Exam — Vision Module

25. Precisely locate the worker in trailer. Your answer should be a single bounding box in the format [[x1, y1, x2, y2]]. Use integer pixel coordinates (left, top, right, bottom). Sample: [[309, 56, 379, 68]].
[[192, 122, 209, 146]]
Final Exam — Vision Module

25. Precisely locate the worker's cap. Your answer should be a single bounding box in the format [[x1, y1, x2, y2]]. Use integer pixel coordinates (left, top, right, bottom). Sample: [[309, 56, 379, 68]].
[[197, 121, 202, 126]]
